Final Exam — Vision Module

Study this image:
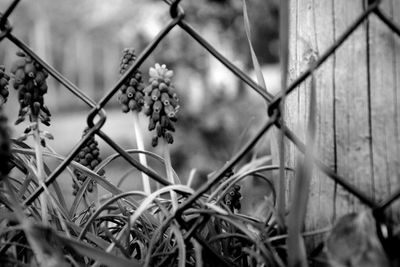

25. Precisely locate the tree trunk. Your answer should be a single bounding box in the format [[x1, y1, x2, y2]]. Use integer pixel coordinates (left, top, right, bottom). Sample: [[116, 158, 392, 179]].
[[286, 0, 400, 245]]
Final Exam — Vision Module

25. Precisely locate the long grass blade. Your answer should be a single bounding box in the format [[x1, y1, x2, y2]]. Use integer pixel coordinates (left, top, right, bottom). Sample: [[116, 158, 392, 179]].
[[287, 66, 317, 267], [95, 148, 180, 183], [129, 185, 193, 227], [56, 233, 141, 267], [172, 225, 186, 267], [242, 0, 268, 94]]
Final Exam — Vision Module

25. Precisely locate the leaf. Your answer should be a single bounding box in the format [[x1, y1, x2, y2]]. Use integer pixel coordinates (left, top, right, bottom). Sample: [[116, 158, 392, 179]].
[[204, 203, 229, 216], [129, 185, 193, 227], [11, 147, 160, 226], [191, 239, 203, 267], [243, 0, 268, 94], [171, 225, 186, 267], [11, 140, 68, 213], [68, 177, 92, 218], [96, 149, 180, 185], [66, 222, 110, 250], [56, 233, 141, 267]]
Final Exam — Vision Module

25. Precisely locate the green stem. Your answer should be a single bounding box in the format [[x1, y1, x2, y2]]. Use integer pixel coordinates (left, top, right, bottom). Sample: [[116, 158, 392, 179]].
[[163, 139, 178, 211], [33, 118, 48, 224], [133, 113, 151, 194]]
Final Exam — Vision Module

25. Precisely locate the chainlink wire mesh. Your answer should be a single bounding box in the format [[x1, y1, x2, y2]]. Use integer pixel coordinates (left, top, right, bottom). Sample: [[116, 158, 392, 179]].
[[1, 0, 400, 263]]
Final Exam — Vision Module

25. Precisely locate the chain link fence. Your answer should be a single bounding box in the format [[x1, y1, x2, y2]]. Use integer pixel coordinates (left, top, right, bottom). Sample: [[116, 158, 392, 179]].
[[1, 0, 400, 265]]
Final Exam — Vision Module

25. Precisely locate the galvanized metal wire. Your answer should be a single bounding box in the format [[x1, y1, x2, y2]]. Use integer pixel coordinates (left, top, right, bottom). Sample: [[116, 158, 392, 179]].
[[1, 0, 400, 265]]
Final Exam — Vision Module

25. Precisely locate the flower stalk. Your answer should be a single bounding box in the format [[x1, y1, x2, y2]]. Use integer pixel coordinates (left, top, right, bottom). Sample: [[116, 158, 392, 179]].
[[32, 118, 48, 224], [133, 112, 151, 194]]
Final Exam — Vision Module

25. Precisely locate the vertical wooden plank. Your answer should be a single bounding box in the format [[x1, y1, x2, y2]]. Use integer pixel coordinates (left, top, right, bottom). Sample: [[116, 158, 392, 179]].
[[286, 0, 336, 241], [369, 0, 400, 219], [333, 0, 373, 216], [305, 0, 336, 233], [287, 0, 400, 250], [285, 0, 300, 208], [394, 2, 400, 196]]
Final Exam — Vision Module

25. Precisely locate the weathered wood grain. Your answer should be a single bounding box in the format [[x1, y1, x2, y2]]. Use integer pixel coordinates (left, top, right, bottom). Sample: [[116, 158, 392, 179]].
[[286, 0, 336, 237], [285, 0, 400, 241], [369, 0, 400, 219]]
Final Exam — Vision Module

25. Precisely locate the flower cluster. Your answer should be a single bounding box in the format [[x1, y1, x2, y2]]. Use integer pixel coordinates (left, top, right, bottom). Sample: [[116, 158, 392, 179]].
[[0, 107, 10, 179], [72, 128, 104, 195], [11, 51, 50, 126], [144, 64, 179, 147], [223, 184, 242, 211], [219, 168, 241, 211], [0, 65, 10, 104], [118, 48, 145, 113]]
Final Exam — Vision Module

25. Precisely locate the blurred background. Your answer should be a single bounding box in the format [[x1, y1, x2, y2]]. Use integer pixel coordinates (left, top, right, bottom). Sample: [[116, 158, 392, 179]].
[[0, 0, 280, 212]]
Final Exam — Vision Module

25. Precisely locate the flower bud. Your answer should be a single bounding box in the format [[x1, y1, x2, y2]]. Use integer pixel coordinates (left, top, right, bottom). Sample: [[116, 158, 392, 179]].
[[151, 136, 158, 147], [23, 92, 32, 106], [128, 99, 137, 111], [129, 78, 138, 87], [121, 104, 129, 113], [144, 85, 152, 94], [152, 111, 160, 122], [164, 132, 174, 144], [87, 181, 94, 192], [85, 153, 94, 162], [164, 105, 176, 118], [35, 71, 45, 84], [32, 101, 40, 116], [92, 149, 99, 157], [156, 125, 163, 137], [120, 84, 127, 93], [11, 58, 26, 74], [151, 89, 160, 101], [24, 63, 36, 78], [39, 83, 47, 94], [144, 95, 153, 106], [159, 82, 168, 92], [134, 91, 143, 102], [148, 119, 156, 131], [153, 100, 162, 113], [14, 69, 25, 84], [169, 98, 179, 108], [143, 105, 152, 116], [126, 86, 135, 98], [0, 77, 8, 87], [90, 159, 99, 169], [119, 93, 128, 105], [161, 93, 170, 105], [151, 80, 159, 89]]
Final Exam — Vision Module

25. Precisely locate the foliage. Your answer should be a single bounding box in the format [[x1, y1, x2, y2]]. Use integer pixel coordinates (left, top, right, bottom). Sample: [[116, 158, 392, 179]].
[[2, 0, 398, 267], [0, 4, 286, 263]]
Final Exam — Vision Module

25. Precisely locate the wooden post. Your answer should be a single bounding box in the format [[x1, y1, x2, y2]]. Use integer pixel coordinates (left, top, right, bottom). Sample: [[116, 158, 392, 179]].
[[286, 0, 400, 243]]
